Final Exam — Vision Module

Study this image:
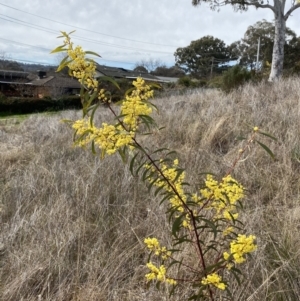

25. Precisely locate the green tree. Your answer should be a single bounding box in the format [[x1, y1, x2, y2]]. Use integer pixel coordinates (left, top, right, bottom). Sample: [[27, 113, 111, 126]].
[[174, 35, 234, 79], [133, 65, 148, 73], [191, 0, 300, 82], [230, 20, 297, 71], [284, 36, 300, 73], [151, 65, 185, 77]]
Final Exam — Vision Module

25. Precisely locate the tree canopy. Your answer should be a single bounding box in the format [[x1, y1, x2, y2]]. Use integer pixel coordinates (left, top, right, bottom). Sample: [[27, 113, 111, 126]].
[[230, 20, 298, 71], [151, 65, 185, 77], [133, 65, 148, 73], [191, 0, 300, 81], [174, 35, 234, 78]]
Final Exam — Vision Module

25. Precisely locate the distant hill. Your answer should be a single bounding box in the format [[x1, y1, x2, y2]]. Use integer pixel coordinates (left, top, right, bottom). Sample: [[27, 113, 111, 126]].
[[0, 59, 72, 77]]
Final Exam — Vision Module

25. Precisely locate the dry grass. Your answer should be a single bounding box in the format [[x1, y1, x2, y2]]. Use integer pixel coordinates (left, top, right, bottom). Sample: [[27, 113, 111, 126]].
[[1, 77, 300, 300]]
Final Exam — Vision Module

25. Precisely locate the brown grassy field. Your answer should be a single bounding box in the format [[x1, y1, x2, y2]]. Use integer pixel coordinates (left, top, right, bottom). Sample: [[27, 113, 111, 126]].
[[1, 77, 300, 300]]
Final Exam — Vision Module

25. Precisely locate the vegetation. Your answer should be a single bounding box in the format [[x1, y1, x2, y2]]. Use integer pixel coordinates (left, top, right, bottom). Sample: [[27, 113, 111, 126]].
[[1, 66, 300, 300], [174, 35, 234, 78], [221, 65, 253, 93], [151, 65, 185, 78], [230, 20, 300, 73], [54, 34, 265, 300], [191, 0, 300, 81], [0, 95, 82, 116]]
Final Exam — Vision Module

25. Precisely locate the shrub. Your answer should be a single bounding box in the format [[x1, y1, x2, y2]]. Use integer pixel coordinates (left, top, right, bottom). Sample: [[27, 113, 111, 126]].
[[50, 32, 278, 300], [208, 75, 223, 89], [177, 76, 193, 87], [0, 96, 82, 116], [221, 65, 252, 93]]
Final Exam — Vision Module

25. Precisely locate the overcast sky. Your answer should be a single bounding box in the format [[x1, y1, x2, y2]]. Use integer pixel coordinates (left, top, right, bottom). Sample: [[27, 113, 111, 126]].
[[0, 0, 299, 69]]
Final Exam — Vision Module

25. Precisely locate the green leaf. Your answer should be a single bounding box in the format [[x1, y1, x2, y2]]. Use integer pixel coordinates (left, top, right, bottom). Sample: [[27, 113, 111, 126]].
[[148, 101, 159, 112], [168, 283, 176, 297], [142, 168, 151, 182], [173, 236, 193, 245], [172, 215, 184, 238], [198, 218, 218, 239], [129, 153, 139, 176], [58, 54, 70, 66], [174, 168, 185, 183], [147, 176, 158, 192], [50, 45, 68, 54], [230, 267, 242, 285], [154, 185, 165, 197], [85, 50, 101, 57], [139, 115, 156, 131], [160, 192, 173, 206], [124, 87, 135, 97], [57, 59, 72, 72], [91, 140, 96, 155], [135, 160, 147, 177], [82, 89, 98, 117], [204, 261, 225, 274], [89, 102, 100, 125], [236, 136, 247, 140], [258, 131, 277, 141], [118, 147, 128, 163], [97, 76, 120, 90], [165, 150, 178, 158], [256, 140, 275, 160]]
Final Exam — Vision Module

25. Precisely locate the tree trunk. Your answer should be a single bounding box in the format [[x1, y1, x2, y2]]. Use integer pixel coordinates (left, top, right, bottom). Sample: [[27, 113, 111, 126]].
[[268, 1, 286, 82]]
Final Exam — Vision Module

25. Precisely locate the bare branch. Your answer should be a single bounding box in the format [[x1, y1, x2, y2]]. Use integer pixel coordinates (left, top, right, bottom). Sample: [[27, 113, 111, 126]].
[[234, 0, 276, 12], [193, 0, 275, 12], [284, 3, 300, 20]]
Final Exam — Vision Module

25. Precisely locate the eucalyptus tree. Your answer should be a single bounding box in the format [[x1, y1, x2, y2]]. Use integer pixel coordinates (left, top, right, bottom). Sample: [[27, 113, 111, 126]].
[[191, 0, 300, 81], [230, 20, 297, 71]]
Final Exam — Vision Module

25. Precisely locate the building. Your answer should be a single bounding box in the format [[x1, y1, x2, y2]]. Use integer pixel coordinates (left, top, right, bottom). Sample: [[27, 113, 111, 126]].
[[95, 64, 178, 83], [0, 70, 81, 98], [0, 64, 179, 98], [27, 73, 81, 98], [0, 69, 30, 97]]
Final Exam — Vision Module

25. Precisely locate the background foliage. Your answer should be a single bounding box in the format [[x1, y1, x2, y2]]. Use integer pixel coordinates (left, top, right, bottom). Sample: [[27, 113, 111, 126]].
[[1, 77, 300, 300]]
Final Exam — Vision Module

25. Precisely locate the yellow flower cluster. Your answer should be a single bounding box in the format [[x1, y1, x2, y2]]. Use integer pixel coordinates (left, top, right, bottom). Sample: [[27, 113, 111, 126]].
[[145, 159, 187, 213], [72, 118, 134, 156], [144, 237, 171, 260], [201, 273, 226, 290], [222, 226, 234, 236], [223, 234, 257, 264], [70, 77, 154, 157], [65, 42, 98, 91], [200, 175, 244, 220], [145, 262, 177, 285], [121, 78, 153, 130], [132, 77, 154, 100]]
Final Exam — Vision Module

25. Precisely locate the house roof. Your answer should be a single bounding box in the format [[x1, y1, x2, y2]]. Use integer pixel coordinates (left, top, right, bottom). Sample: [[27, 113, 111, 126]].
[[28, 76, 54, 86], [96, 64, 163, 82], [0, 69, 30, 83], [27, 76, 81, 89], [155, 76, 179, 83], [0, 69, 29, 78]]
